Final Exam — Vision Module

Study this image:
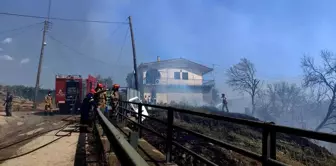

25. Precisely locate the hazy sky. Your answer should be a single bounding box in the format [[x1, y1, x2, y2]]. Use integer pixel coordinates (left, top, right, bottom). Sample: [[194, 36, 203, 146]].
[[0, 0, 336, 98]]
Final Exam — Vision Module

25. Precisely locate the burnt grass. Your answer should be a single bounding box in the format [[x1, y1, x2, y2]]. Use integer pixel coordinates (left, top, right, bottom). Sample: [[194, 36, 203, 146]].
[[133, 105, 336, 166]]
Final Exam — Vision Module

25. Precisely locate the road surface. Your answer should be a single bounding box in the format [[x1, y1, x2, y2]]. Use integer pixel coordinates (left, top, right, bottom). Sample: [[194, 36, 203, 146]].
[[0, 111, 83, 166]]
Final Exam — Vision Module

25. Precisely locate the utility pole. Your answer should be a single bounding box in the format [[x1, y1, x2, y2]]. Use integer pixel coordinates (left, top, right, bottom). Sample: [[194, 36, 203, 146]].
[[33, 0, 51, 109], [128, 16, 139, 91], [33, 20, 48, 109]]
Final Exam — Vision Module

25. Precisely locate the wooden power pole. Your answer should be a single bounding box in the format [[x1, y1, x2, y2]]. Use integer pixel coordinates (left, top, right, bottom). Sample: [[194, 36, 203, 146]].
[[33, 20, 49, 109], [33, 0, 51, 109], [128, 16, 139, 91]]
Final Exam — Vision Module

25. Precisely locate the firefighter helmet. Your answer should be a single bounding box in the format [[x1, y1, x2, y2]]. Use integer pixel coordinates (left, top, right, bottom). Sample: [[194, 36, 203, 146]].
[[113, 84, 120, 90], [97, 83, 103, 88]]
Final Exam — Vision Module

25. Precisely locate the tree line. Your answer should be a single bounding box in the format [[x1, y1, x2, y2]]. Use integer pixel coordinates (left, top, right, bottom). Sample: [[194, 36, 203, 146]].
[[95, 75, 113, 89], [226, 50, 336, 133], [0, 84, 52, 102]]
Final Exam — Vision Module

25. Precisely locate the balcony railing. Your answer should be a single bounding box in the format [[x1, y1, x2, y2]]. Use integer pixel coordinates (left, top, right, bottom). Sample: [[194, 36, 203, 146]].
[[202, 79, 215, 86], [143, 78, 215, 87]]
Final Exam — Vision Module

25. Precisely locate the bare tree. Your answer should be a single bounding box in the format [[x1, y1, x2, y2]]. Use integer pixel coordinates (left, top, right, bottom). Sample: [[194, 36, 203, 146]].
[[265, 82, 304, 126], [305, 86, 327, 107], [254, 89, 276, 122], [226, 58, 261, 115], [301, 50, 336, 131], [300, 86, 328, 130]]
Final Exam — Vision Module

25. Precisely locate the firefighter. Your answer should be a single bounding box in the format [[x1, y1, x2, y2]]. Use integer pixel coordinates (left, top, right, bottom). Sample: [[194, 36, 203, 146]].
[[144, 95, 147, 104], [94, 83, 102, 93], [148, 95, 151, 104], [80, 89, 96, 131], [45, 91, 53, 115], [3, 92, 13, 116], [94, 83, 107, 111], [221, 93, 229, 113], [111, 84, 120, 117]]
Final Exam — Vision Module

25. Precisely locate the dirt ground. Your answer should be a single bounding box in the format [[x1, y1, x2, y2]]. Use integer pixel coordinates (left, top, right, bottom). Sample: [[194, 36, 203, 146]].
[[0, 110, 102, 166], [0, 111, 71, 144], [0, 110, 81, 166], [0, 124, 80, 166]]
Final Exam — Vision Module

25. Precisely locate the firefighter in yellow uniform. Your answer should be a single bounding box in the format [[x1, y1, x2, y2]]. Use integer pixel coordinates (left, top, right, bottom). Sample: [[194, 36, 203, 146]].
[[111, 84, 120, 117], [95, 83, 107, 110], [45, 91, 53, 115]]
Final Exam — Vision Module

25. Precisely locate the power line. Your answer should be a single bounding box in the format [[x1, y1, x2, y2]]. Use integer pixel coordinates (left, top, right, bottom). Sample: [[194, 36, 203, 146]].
[[109, 24, 125, 38], [0, 12, 128, 24], [0, 25, 43, 41], [0, 22, 44, 35], [52, 16, 128, 24], [115, 27, 130, 65], [108, 18, 128, 37], [53, 43, 81, 74], [47, 34, 113, 66], [47, 34, 132, 70], [112, 27, 130, 76]]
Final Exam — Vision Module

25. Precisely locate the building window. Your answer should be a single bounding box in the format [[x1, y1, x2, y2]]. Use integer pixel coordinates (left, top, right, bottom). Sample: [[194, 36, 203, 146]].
[[174, 72, 180, 79], [182, 72, 188, 80]]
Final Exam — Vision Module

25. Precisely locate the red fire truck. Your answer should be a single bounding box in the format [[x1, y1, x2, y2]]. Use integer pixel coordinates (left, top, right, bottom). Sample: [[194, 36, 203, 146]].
[[55, 74, 97, 114]]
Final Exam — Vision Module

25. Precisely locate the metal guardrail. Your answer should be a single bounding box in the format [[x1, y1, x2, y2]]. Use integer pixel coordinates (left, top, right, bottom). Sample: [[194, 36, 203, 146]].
[[116, 101, 336, 166], [94, 108, 149, 166]]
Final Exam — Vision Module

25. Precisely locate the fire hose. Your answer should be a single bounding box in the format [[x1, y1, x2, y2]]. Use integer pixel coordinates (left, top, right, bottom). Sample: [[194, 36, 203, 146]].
[[0, 121, 79, 162]]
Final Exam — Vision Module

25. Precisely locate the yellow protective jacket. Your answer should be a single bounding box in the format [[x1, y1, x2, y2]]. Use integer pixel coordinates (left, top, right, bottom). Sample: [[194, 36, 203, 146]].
[[96, 88, 107, 108], [111, 91, 119, 106], [45, 95, 52, 106]]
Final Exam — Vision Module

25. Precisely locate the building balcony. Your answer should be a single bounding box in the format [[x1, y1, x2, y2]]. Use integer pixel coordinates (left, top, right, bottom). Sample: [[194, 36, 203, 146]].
[[142, 78, 214, 93], [143, 78, 214, 86]]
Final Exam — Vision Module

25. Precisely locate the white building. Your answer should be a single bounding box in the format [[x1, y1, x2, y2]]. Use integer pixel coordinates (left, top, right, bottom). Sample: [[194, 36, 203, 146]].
[[137, 57, 214, 105]]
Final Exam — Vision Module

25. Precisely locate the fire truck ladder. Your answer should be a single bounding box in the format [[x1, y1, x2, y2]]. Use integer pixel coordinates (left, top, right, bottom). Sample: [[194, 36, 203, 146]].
[[70, 92, 79, 114]]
